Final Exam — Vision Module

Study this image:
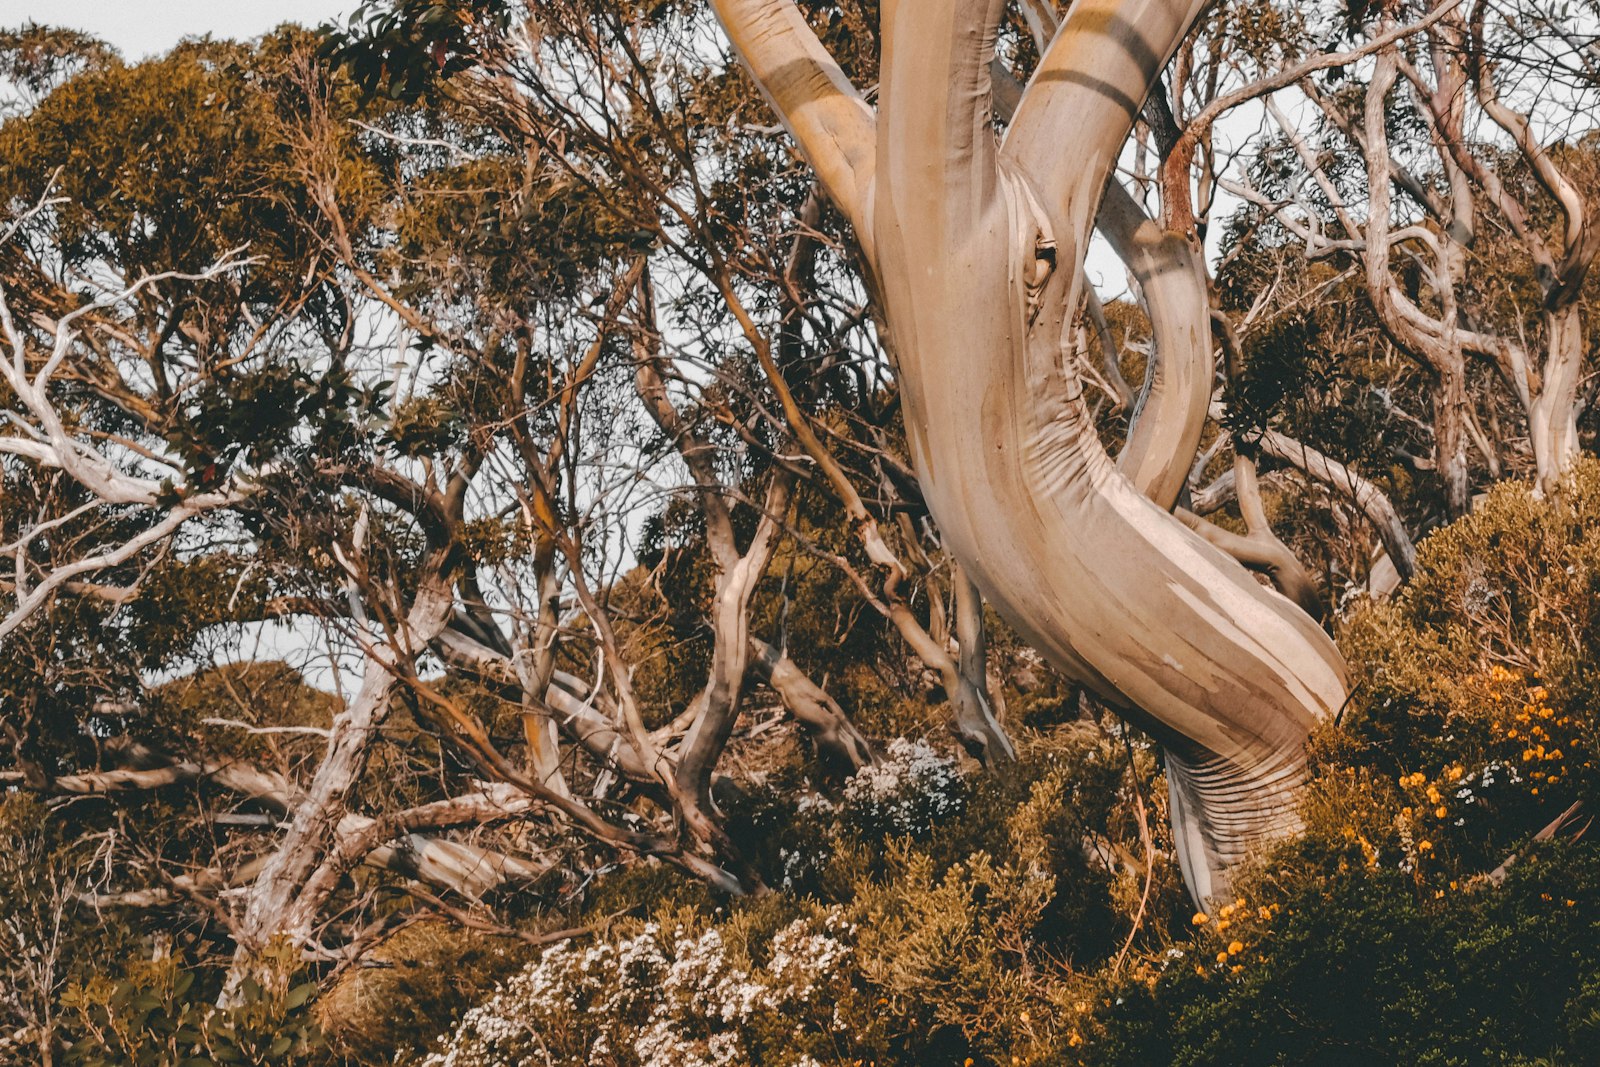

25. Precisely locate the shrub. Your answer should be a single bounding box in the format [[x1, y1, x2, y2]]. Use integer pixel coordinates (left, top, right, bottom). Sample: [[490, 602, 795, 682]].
[[60, 951, 322, 1067], [419, 909, 860, 1067], [1083, 463, 1600, 1065]]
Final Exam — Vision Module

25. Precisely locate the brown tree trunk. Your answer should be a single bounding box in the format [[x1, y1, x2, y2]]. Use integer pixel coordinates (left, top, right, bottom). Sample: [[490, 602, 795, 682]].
[[1434, 358, 1473, 517]]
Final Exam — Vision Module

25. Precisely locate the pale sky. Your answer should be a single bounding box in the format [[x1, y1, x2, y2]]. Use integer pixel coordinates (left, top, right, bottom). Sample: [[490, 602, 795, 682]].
[[0, 0, 354, 57]]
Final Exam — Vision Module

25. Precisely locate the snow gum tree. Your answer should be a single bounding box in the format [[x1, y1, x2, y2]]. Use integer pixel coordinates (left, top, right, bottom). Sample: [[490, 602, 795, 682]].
[[711, 0, 1347, 903]]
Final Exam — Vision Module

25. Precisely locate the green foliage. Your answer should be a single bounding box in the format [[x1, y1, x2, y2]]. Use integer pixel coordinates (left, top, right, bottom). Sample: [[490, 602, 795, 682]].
[[325, 0, 515, 104], [61, 952, 323, 1067], [0, 796, 135, 1066], [394, 464, 1600, 1065], [402, 726, 1171, 1066], [1083, 843, 1600, 1067], [0, 23, 114, 95]]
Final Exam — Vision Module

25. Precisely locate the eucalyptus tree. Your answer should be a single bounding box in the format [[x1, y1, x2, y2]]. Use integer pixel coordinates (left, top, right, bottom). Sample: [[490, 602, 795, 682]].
[[1224, 0, 1600, 511], [0, 22, 880, 992], [333, 0, 1023, 769], [700, 0, 1360, 902]]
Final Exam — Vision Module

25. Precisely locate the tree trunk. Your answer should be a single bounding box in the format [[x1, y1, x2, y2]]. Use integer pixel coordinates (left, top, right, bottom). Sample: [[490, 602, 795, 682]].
[[1257, 428, 1418, 583], [749, 636, 876, 775], [224, 562, 456, 999], [713, 0, 1349, 904], [949, 564, 1018, 762], [1098, 178, 1214, 511], [867, 0, 1347, 904], [1433, 357, 1472, 517], [1532, 305, 1584, 495]]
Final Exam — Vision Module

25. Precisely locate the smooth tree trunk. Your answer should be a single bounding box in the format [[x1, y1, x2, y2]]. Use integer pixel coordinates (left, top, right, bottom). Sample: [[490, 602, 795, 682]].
[[224, 557, 457, 999], [1097, 177, 1214, 512], [712, 0, 1348, 904], [1532, 305, 1585, 494]]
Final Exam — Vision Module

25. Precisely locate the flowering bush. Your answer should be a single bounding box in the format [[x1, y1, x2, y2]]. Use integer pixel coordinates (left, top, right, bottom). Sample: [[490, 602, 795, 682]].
[[1082, 464, 1600, 1065], [422, 910, 857, 1067], [838, 737, 967, 839]]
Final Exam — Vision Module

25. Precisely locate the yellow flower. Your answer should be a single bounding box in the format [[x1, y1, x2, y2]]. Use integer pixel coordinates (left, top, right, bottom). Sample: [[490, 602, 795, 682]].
[[1418, 840, 1434, 852], [1192, 912, 1209, 926], [1435, 806, 1448, 819], [1216, 951, 1229, 964], [1228, 940, 1244, 956]]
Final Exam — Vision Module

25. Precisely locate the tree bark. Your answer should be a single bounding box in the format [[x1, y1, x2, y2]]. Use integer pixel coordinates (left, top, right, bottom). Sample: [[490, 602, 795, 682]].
[[748, 636, 876, 775], [713, 0, 1349, 904], [875, 0, 1345, 903], [1532, 305, 1585, 495], [1098, 178, 1214, 511]]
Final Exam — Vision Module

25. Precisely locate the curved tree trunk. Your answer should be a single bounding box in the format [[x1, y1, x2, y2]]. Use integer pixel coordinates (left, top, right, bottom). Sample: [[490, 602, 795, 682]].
[[870, 0, 1345, 904], [713, 0, 1348, 904], [1098, 178, 1215, 512]]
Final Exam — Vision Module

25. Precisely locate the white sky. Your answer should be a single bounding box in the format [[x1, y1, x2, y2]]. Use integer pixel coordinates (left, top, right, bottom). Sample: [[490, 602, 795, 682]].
[[0, 0, 354, 58]]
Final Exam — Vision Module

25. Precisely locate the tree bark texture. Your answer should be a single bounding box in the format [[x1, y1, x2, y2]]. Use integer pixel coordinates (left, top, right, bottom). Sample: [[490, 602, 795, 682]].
[[712, 0, 1349, 904]]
